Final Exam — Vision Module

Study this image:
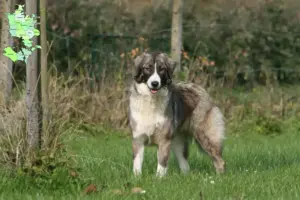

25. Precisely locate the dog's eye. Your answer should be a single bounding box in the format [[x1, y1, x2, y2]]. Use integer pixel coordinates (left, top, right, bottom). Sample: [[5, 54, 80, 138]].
[[159, 68, 165, 73], [143, 68, 151, 73]]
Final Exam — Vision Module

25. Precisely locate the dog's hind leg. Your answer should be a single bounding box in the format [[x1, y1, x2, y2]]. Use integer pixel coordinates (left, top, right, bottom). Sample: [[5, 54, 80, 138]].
[[195, 132, 225, 174], [193, 107, 226, 174], [172, 135, 190, 174]]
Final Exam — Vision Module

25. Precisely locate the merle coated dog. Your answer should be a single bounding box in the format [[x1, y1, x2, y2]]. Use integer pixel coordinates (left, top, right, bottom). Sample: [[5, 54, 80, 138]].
[[129, 52, 225, 177]]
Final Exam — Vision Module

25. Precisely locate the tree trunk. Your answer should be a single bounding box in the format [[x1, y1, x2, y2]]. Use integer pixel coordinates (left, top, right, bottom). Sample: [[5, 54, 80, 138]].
[[40, 0, 49, 133], [171, 0, 183, 74], [0, 0, 13, 107], [6, 0, 15, 106], [25, 0, 41, 150]]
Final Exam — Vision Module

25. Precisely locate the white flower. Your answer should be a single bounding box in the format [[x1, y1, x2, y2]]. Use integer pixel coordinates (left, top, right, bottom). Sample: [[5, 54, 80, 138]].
[[210, 180, 215, 184]]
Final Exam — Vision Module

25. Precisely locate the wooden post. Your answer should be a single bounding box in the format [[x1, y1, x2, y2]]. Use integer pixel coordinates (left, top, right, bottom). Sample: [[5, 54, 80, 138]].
[[25, 0, 41, 150], [171, 0, 183, 74], [40, 0, 49, 133]]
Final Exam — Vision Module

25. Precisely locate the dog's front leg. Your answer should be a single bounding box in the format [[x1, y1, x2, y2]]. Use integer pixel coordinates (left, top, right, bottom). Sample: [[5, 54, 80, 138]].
[[132, 138, 144, 176], [156, 139, 171, 177]]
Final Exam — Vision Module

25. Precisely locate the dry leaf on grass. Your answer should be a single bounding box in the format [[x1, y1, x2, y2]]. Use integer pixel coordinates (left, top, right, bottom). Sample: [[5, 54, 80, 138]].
[[131, 187, 146, 194], [70, 171, 78, 177], [84, 184, 97, 194]]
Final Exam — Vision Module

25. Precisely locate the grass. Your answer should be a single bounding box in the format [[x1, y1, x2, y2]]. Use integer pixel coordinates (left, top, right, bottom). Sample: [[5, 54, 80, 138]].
[[0, 118, 299, 200]]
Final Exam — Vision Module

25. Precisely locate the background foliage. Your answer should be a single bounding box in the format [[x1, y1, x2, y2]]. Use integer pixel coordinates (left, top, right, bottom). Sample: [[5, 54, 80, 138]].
[[36, 0, 300, 87]]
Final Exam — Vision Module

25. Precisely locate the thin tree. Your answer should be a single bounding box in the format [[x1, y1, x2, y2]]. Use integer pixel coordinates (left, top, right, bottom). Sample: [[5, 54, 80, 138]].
[[25, 0, 41, 150], [40, 0, 49, 133], [0, 0, 14, 107], [171, 0, 183, 75]]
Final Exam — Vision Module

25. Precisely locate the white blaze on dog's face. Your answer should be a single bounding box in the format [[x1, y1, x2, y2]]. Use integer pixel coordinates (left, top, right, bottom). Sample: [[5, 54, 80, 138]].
[[133, 52, 176, 94], [146, 63, 161, 94]]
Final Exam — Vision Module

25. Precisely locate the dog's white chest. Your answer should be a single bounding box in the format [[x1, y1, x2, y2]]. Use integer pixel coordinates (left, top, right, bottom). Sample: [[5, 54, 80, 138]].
[[129, 91, 169, 139]]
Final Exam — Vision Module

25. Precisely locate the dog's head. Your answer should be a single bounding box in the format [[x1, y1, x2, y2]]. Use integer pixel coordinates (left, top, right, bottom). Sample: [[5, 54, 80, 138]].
[[133, 52, 176, 94]]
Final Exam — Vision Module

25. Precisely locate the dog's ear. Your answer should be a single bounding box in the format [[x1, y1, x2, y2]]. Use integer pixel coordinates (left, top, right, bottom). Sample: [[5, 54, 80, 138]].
[[166, 57, 176, 75], [164, 54, 177, 85], [133, 53, 145, 83]]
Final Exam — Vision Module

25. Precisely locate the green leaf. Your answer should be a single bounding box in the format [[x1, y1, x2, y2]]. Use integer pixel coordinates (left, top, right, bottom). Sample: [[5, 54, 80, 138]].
[[3, 47, 17, 62], [34, 29, 40, 36]]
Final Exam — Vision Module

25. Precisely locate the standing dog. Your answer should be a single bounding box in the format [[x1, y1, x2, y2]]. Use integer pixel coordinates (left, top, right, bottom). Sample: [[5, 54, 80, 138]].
[[129, 52, 225, 177]]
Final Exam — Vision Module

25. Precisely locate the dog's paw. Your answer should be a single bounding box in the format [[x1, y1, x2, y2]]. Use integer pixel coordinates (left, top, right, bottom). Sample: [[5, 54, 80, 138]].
[[133, 170, 142, 177], [156, 164, 168, 178]]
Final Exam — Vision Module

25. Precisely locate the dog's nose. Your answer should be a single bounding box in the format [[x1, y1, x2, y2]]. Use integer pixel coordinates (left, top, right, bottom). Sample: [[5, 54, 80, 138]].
[[151, 81, 159, 88]]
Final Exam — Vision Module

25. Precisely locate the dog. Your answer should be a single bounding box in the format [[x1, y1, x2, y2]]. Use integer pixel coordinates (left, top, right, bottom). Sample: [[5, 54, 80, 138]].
[[128, 52, 225, 177]]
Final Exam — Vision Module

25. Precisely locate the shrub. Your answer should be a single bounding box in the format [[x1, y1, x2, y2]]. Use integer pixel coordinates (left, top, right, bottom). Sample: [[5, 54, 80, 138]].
[[33, 0, 300, 88]]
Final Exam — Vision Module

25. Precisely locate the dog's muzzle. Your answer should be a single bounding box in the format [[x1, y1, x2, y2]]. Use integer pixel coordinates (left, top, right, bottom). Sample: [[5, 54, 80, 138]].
[[149, 81, 160, 94]]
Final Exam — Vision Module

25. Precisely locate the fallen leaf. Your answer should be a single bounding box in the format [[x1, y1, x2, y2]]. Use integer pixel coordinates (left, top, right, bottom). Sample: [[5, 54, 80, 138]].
[[84, 184, 97, 194], [131, 187, 146, 194], [70, 171, 78, 177]]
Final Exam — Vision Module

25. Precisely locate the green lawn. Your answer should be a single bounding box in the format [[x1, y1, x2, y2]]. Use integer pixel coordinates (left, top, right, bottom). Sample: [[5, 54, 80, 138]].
[[0, 118, 300, 200]]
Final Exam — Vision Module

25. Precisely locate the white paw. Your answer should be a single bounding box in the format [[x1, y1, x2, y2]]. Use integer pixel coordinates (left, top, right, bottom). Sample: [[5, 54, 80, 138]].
[[133, 169, 142, 176], [156, 164, 167, 177], [180, 163, 190, 174]]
